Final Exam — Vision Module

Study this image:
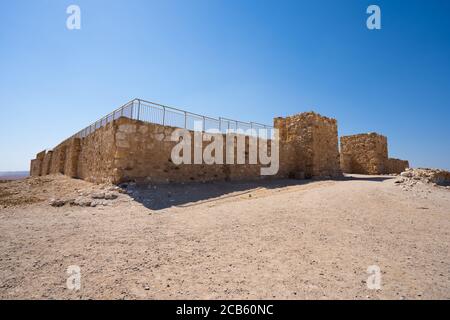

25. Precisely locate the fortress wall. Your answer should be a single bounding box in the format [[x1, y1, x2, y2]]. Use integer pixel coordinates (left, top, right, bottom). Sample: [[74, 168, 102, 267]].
[[76, 122, 118, 183], [33, 111, 421, 183], [41, 151, 53, 176], [340, 133, 388, 174], [386, 158, 409, 174], [49, 143, 67, 174], [274, 112, 341, 179], [111, 118, 270, 184], [30, 159, 42, 177], [64, 138, 81, 178], [30, 151, 45, 176]]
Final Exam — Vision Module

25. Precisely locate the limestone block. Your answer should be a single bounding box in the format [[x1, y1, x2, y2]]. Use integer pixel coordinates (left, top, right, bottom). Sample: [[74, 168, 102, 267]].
[[116, 132, 127, 140], [116, 139, 130, 148], [118, 124, 136, 134]]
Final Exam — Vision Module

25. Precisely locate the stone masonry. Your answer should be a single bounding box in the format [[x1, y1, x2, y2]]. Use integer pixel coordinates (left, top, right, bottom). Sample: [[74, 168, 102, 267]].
[[31, 106, 408, 183], [30, 111, 343, 184], [386, 158, 410, 174], [340, 133, 409, 174], [274, 112, 341, 179]]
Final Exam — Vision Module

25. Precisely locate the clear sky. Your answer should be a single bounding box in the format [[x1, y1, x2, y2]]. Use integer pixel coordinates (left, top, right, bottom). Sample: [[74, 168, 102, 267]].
[[1, 0, 449, 171]]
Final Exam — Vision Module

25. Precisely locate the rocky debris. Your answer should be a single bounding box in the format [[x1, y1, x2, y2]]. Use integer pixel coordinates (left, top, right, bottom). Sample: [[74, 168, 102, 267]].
[[49, 199, 67, 207], [90, 192, 118, 200], [91, 192, 106, 199], [395, 168, 450, 190], [73, 197, 92, 207], [49, 188, 121, 208]]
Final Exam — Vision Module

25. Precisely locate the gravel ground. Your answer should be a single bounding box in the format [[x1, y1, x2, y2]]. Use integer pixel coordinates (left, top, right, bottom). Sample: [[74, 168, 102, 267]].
[[0, 174, 449, 299]]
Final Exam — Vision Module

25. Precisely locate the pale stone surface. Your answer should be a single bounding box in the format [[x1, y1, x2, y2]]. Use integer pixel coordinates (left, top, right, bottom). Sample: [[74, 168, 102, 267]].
[[386, 158, 409, 174], [396, 168, 450, 187], [31, 113, 411, 183], [118, 124, 136, 134], [340, 133, 409, 175], [274, 112, 342, 179]]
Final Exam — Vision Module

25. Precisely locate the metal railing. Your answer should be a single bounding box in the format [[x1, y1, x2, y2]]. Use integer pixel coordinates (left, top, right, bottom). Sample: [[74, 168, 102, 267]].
[[71, 98, 274, 139]]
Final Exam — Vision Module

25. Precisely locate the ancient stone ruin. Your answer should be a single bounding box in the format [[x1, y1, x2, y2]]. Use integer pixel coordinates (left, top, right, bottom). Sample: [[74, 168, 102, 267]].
[[340, 133, 409, 174], [30, 99, 408, 183], [274, 112, 341, 179]]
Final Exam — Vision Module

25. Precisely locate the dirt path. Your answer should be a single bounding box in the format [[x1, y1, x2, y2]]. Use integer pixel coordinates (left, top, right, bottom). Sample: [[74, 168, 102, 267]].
[[0, 175, 449, 299]]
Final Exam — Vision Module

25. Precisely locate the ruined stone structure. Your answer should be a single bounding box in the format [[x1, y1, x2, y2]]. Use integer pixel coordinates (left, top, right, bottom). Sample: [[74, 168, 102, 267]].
[[340, 133, 409, 175], [31, 99, 407, 183], [31, 117, 276, 184], [275, 112, 341, 179], [386, 158, 410, 175], [30, 105, 343, 183]]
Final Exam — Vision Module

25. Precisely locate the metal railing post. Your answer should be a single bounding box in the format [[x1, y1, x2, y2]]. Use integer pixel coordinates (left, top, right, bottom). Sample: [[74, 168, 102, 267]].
[[131, 101, 134, 119], [137, 99, 141, 121], [184, 111, 187, 129], [219, 117, 222, 131], [202, 116, 206, 132], [163, 106, 166, 125]]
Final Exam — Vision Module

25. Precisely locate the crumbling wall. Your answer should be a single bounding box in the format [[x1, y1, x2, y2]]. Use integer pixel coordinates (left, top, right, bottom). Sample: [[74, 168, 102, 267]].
[[274, 112, 341, 179], [49, 143, 67, 174], [29, 117, 277, 184], [30, 151, 45, 176], [386, 158, 409, 174], [77, 122, 117, 183], [340, 133, 410, 175], [340, 133, 388, 174], [28, 112, 353, 184], [111, 118, 270, 184], [64, 138, 81, 178], [41, 151, 53, 176]]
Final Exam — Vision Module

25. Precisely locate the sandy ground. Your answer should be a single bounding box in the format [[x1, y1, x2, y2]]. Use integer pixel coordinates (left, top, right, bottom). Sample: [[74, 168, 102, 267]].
[[0, 174, 449, 300]]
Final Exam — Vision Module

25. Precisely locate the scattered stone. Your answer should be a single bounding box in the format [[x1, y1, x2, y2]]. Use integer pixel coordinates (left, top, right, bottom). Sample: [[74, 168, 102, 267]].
[[397, 168, 450, 187], [104, 192, 118, 200], [91, 192, 106, 199], [49, 199, 66, 207], [73, 197, 92, 207], [400, 171, 413, 178]]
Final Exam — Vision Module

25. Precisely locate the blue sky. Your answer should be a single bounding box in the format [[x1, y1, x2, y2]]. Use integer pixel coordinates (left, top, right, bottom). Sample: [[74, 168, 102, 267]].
[[0, 0, 449, 171]]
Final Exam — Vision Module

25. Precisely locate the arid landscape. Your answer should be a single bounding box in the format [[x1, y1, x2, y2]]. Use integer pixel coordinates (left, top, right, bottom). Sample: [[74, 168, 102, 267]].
[[1, 172, 449, 299]]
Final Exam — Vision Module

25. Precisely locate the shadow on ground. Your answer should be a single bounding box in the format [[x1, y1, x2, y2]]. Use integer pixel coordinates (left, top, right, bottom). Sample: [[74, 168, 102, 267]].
[[122, 174, 395, 211], [341, 174, 396, 183]]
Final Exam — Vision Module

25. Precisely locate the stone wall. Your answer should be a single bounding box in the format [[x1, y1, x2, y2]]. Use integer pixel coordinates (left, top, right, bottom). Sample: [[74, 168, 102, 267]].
[[340, 133, 409, 175], [65, 138, 81, 178], [274, 112, 342, 179], [77, 122, 117, 183], [112, 118, 270, 184], [30, 151, 45, 176], [49, 143, 67, 174], [386, 158, 409, 174], [41, 151, 53, 176], [340, 133, 388, 174], [32, 111, 413, 182], [30, 117, 275, 184]]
